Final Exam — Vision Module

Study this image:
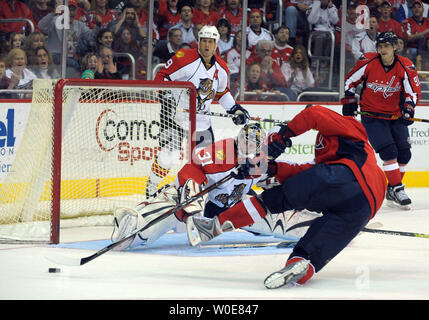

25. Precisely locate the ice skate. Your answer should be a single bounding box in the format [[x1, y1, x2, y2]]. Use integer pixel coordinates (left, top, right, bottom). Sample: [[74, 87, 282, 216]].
[[186, 216, 234, 246], [264, 258, 311, 289], [111, 208, 141, 251], [386, 184, 411, 210]]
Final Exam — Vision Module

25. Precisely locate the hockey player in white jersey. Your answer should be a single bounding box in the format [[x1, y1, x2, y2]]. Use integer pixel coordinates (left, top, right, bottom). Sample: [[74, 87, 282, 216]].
[[112, 123, 320, 250], [146, 25, 250, 198]]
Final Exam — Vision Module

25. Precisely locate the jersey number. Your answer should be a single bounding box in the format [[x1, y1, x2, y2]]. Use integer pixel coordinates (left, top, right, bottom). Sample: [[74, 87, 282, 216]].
[[197, 151, 213, 166]]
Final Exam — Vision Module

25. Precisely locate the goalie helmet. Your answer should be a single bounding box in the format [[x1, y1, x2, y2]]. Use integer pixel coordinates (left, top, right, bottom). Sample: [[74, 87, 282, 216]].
[[236, 123, 267, 158], [198, 25, 220, 45]]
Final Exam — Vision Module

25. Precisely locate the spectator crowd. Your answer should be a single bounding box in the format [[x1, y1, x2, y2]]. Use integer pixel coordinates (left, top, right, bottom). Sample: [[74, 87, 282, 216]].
[[1, 0, 428, 100]]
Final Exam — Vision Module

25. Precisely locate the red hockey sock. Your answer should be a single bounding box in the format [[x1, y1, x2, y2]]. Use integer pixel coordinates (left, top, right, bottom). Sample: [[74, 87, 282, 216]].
[[286, 257, 315, 285], [383, 162, 402, 186], [218, 196, 267, 229]]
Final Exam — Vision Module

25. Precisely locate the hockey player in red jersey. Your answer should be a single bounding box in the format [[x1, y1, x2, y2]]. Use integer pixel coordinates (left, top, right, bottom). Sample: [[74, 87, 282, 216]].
[[343, 31, 421, 209], [111, 123, 319, 250], [186, 105, 387, 288], [146, 25, 250, 198]]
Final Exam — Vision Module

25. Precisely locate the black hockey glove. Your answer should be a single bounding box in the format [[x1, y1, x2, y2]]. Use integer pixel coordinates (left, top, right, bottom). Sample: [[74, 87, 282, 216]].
[[267, 125, 293, 160], [231, 158, 254, 179], [341, 95, 358, 117], [400, 103, 415, 126], [227, 104, 250, 125]]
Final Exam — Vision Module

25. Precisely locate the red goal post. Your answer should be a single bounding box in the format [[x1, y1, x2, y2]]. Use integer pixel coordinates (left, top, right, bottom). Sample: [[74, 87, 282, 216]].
[[0, 79, 197, 244]]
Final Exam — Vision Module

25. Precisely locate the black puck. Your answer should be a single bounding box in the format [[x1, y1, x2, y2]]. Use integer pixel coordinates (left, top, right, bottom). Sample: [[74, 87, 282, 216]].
[[48, 267, 61, 273]]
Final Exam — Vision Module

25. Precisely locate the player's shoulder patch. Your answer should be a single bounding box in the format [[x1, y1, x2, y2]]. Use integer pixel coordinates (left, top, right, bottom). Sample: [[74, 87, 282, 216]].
[[175, 48, 199, 59]]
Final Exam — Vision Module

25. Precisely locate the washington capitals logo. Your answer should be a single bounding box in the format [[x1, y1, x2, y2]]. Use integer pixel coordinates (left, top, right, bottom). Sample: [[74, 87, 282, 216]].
[[367, 76, 401, 98]]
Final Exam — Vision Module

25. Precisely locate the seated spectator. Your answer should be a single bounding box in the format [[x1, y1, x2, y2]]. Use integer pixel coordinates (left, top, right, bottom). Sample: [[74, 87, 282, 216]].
[[4, 32, 26, 54], [129, 0, 160, 40], [402, 0, 429, 59], [96, 28, 115, 49], [172, 1, 197, 46], [395, 35, 412, 59], [216, 18, 233, 56], [283, 0, 312, 46], [307, 0, 339, 57], [108, 6, 146, 43], [246, 8, 273, 49], [246, 40, 280, 71], [82, 0, 120, 29], [95, 46, 121, 78], [219, 0, 242, 34], [335, 1, 366, 57], [5, 48, 37, 90], [154, 27, 183, 62], [114, 26, 140, 57], [80, 51, 98, 77], [224, 29, 250, 75], [29, 0, 54, 25], [351, 14, 379, 62], [192, 0, 220, 28], [39, 0, 100, 77], [30, 45, 60, 79], [157, 0, 181, 40], [0, 0, 39, 36], [280, 44, 315, 101], [272, 25, 294, 66], [0, 57, 13, 97], [244, 62, 270, 101], [136, 37, 160, 79], [22, 31, 46, 67], [259, 55, 288, 101], [396, 0, 429, 22], [378, 0, 405, 38], [114, 25, 142, 76]]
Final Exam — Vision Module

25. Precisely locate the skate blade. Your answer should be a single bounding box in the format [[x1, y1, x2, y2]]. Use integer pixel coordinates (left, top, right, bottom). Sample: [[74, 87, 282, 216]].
[[386, 200, 411, 211]]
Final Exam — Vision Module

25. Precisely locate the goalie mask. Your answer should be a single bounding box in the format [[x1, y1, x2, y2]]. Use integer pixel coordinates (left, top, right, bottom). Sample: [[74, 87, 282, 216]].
[[236, 123, 267, 159]]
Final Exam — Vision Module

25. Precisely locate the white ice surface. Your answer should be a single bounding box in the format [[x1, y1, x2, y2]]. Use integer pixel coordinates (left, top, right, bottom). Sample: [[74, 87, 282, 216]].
[[1, 188, 428, 300]]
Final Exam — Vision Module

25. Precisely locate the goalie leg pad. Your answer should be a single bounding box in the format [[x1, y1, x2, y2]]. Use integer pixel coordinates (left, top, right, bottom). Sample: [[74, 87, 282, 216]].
[[112, 185, 180, 250]]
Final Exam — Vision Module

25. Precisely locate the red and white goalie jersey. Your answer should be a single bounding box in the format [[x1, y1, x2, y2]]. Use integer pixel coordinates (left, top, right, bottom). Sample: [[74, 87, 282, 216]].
[[344, 52, 421, 117], [175, 138, 264, 210], [155, 48, 236, 131]]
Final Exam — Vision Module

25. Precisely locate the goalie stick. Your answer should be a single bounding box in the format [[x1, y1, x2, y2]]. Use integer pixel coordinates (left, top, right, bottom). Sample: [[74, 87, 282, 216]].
[[46, 173, 235, 266]]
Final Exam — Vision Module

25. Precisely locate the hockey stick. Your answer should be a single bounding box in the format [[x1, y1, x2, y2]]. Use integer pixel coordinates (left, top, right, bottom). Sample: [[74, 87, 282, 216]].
[[197, 110, 288, 125], [357, 111, 429, 123], [46, 173, 235, 266], [362, 227, 429, 239], [200, 240, 298, 249]]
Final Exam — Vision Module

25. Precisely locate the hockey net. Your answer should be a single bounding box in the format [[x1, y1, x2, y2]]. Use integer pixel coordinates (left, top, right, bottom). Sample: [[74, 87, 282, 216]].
[[0, 79, 196, 243]]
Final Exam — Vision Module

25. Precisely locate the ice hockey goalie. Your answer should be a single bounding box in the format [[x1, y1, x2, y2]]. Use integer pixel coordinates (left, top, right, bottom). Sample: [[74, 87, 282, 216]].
[[111, 123, 320, 250]]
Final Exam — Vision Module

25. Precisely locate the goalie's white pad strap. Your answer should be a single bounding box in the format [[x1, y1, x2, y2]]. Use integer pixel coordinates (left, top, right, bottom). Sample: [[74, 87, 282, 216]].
[[180, 179, 206, 216], [242, 209, 321, 240]]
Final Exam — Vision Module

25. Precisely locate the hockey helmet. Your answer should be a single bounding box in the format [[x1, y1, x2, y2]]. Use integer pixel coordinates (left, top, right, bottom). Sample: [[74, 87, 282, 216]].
[[236, 123, 267, 158], [376, 31, 398, 47], [198, 25, 220, 45]]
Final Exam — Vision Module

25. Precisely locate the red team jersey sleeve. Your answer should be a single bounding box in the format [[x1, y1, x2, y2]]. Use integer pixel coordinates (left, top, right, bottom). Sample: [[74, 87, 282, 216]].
[[277, 106, 386, 218], [345, 53, 421, 117]]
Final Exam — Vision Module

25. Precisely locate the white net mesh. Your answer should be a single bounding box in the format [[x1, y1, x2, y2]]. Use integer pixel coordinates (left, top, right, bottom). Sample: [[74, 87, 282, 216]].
[[0, 79, 194, 243]]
